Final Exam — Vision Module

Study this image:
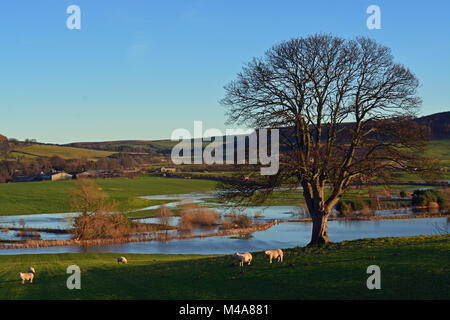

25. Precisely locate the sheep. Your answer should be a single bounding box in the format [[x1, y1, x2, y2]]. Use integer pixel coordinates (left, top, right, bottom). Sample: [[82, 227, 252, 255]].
[[117, 256, 127, 264], [18, 266, 36, 284], [19, 272, 34, 284], [265, 249, 283, 263], [233, 252, 252, 267]]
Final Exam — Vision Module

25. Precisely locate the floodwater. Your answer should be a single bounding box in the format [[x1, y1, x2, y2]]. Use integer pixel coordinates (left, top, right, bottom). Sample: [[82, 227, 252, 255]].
[[0, 191, 447, 255], [0, 217, 447, 255], [0, 212, 78, 230]]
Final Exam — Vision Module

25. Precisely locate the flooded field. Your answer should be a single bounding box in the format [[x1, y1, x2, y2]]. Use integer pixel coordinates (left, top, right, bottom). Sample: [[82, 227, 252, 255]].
[[0, 204, 437, 243], [0, 217, 447, 255], [0, 190, 447, 255], [0, 191, 449, 254]]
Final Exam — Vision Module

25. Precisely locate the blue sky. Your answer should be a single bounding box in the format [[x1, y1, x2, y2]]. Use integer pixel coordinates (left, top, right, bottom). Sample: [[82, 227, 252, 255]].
[[0, 0, 449, 143]]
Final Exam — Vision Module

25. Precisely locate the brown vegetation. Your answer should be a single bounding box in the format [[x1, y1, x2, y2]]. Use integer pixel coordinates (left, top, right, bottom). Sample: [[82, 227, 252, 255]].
[[5, 227, 69, 236], [73, 213, 131, 240], [16, 231, 41, 240], [440, 188, 450, 211], [71, 179, 129, 240], [0, 220, 277, 249], [157, 204, 173, 230], [70, 179, 117, 215], [221, 208, 255, 229], [177, 202, 220, 231]]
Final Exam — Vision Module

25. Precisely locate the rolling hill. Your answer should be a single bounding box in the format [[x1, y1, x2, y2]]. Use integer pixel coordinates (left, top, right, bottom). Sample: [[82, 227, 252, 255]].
[[10, 144, 115, 161], [63, 111, 450, 154], [3, 111, 449, 161]]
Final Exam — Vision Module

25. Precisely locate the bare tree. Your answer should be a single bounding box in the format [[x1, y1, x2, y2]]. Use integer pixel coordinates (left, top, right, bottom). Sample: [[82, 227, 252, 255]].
[[70, 179, 127, 240], [70, 179, 116, 216], [157, 204, 173, 237], [220, 34, 431, 246], [0, 134, 10, 158]]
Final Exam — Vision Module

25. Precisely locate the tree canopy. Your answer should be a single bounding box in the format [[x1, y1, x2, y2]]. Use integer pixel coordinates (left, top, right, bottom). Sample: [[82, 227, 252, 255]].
[[220, 34, 429, 245]]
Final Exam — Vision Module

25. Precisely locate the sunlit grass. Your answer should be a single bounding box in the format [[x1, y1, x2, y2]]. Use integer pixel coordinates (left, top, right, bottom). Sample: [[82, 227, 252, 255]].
[[0, 235, 448, 300], [12, 144, 115, 160], [0, 176, 218, 215]]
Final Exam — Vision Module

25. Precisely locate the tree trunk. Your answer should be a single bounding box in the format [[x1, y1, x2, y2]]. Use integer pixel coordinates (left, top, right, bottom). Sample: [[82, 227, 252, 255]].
[[308, 210, 331, 246]]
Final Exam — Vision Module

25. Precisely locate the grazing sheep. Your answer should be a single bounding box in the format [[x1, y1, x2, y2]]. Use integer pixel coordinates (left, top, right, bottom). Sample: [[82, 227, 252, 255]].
[[265, 249, 283, 263], [19, 272, 34, 284], [233, 252, 252, 266], [117, 256, 127, 264]]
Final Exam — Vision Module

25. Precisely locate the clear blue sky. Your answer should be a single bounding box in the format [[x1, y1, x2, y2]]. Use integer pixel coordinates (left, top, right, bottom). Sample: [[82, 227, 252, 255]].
[[0, 0, 449, 143]]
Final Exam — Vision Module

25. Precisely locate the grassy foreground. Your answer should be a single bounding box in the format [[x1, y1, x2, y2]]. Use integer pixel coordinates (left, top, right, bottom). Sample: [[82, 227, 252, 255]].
[[0, 235, 448, 300]]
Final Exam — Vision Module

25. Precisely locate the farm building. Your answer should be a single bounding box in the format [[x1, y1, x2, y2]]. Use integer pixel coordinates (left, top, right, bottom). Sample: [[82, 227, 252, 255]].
[[12, 171, 73, 182], [49, 172, 73, 181]]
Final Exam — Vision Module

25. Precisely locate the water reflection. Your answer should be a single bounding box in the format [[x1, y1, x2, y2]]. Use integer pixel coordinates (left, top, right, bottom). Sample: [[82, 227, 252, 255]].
[[0, 212, 78, 230], [0, 218, 446, 255], [0, 190, 447, 253]]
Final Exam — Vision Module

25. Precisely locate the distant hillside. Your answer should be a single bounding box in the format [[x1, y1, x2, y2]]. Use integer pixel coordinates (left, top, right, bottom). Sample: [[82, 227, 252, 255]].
[[413, 111, 450, 139], [11, 144, 115, 161], [64, 111, 450, 154], [64, 140, 176, 155]]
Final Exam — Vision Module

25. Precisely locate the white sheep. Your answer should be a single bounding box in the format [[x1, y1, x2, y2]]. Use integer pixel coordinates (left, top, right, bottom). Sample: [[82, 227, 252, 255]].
[[265, 249, 283, 263], [19, 271, 35, 284], [117, 256, 127, 264], [233, 252, 252, 266]]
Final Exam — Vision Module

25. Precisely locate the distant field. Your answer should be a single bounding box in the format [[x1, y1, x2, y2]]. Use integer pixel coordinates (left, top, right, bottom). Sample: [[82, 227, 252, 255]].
[[424, 139, 450, 160], [209, 183, 432, 207], [1, 139, 448, 215], [390, 139, 450, 181], [11, 144, 115, 160], [0, 176, 218, 215], [0, 175, 441, 216], [424, 139, 450, 175], [0, 235, 448, 299]]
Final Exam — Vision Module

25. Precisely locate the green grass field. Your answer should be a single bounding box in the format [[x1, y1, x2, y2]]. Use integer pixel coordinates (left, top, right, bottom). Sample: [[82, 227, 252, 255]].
[[392, 139, 450, 180], [0, 235, 448, 299], [10, 144, 115, 160], [424, 139, 450, 161], [0, 175, 441, 216], [0, 176, 218, 215], [210, 184, 427, 207]]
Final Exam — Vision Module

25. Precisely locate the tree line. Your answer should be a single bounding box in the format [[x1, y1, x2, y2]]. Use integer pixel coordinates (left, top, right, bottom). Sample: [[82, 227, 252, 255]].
[[0, 150, 152, 184]]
